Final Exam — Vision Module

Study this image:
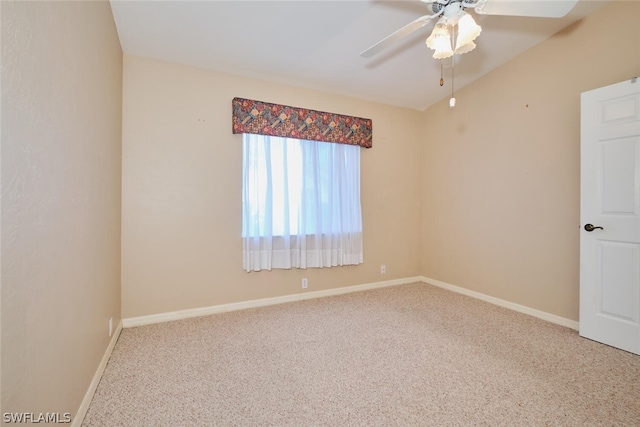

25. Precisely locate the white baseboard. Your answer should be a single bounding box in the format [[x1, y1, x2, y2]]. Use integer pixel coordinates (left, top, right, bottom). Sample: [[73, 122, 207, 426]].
[[72, 320, 123, 427], [420, 276, 579, 330], [122, 276, 423, 328], [122, 275, 579, 331]]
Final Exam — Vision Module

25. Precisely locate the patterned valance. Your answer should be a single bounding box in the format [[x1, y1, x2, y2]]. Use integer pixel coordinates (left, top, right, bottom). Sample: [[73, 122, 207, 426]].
[[232, 97, 372, 148]]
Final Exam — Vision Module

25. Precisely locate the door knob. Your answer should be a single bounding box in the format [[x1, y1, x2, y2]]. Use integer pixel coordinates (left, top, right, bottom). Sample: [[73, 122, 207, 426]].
[[584, 223, 604, 232]]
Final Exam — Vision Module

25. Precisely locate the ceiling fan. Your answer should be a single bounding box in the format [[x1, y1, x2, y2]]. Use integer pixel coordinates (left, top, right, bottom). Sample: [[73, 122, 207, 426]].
[[360, 0, 579, 106], [361, 0, 579, 59]]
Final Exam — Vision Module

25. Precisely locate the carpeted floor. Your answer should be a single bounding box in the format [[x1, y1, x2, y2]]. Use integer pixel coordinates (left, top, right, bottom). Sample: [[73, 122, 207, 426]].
[[83, 283, 640, 426]]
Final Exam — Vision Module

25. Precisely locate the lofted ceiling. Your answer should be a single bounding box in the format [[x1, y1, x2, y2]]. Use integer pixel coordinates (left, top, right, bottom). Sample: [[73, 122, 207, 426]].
[[109, 0, 606, 111]]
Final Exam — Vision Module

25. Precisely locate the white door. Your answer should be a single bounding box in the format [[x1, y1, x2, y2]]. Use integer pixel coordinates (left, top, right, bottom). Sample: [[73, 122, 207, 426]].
[[580, 78, 640, 355]]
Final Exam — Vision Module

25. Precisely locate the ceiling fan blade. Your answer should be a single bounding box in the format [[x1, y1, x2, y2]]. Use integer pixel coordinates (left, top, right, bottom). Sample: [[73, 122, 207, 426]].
[[360, 15, 434, 58], [473, 0, 579, 18]]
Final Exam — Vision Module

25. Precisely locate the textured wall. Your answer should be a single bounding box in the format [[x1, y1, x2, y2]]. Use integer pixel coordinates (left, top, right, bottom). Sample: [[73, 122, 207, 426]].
[[420, 0, 640, 321], [1, 0, 122, 419], [121, 55, 422, 318]]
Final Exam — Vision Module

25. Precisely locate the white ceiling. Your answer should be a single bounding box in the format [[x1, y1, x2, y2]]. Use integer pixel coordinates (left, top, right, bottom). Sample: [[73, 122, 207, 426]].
[[110, 0, 606, 111]]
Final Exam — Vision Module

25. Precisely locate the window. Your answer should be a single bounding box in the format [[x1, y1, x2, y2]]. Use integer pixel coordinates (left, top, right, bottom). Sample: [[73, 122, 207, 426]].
[[242, 133, 363, 271]]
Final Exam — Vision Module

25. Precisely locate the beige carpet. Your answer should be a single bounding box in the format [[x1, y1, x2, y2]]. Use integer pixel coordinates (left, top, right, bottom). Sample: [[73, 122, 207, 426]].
[[83, 283, 640, 426]]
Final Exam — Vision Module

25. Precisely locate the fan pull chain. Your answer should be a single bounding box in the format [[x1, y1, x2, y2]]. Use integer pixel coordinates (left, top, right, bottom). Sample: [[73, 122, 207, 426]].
[[449, 26, 457, 108], [450, 55, 456, 108], [440, 60, 444, 87]]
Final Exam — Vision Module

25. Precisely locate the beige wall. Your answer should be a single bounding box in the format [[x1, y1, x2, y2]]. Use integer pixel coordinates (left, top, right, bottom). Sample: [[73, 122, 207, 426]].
[[121, 56, 422, 318], [420, 0, 640, 321], [1, 0, 122, 420]]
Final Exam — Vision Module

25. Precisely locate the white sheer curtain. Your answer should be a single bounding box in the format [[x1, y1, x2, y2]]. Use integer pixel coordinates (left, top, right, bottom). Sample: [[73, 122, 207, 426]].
[[242, 133, 363, 271]]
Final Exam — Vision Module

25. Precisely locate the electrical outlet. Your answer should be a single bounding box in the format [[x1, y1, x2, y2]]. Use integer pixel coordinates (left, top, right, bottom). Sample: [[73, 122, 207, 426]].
[[302, 278, 308, 289], [109, 318, 113, 337], [381, 264, 386, 274]]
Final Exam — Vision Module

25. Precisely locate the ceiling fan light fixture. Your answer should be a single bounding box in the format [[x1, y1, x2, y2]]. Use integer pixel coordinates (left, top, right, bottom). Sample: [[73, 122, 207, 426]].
[[426, 23, 454, 59], [426, 8, 481, 60]]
